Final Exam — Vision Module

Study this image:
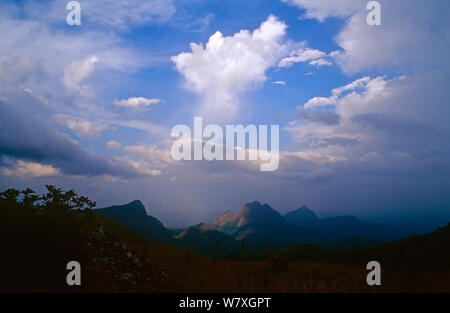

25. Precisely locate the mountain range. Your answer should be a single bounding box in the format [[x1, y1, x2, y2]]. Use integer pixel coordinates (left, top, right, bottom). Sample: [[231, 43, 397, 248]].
[[96, 200, 407, 256]]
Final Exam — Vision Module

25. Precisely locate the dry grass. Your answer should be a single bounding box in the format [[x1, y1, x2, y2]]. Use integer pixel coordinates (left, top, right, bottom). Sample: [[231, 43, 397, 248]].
[[131, 240, 450, 293]]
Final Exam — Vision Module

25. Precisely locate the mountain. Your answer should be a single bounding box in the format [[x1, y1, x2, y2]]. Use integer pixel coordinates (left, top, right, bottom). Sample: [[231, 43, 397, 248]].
[[283, 207, 404, 243], [213, 210, 237, 227], [282, 222, 450, 270], [284, 206, 320, 227], [96, 200, 175, 244], [2, 186, 448, 292], [235, 201, 286, 226], [211, 202, 408, 250], [214, 201, 325, 250], [96, 200, 405, 253], [319, 215, 403, 242], [213, 201, 285, 229], [319, 215, 368, 241], [175, 223, 239, 257]]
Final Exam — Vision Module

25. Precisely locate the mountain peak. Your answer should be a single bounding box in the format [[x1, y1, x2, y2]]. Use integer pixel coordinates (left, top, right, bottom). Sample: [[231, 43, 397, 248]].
[[213, 210, 237, 226], [129, 199, 144, 206], [96, 200, 148, 216], [213, 201, 285, 228], [284, 206, 320, 227], [236, 201, 285, 227], [96, 200, 174, 243], [122, 200, 147, 216]]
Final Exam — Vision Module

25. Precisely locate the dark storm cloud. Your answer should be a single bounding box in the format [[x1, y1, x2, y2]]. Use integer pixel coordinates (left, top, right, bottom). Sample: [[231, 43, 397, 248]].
[[351, 113, 437, 136], [0, 74, 145, 179], [0, 96, 138, 178]]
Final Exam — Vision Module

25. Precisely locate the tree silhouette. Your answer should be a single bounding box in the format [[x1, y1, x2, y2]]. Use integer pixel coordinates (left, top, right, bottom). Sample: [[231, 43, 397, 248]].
[[0, 185, 96, 213]]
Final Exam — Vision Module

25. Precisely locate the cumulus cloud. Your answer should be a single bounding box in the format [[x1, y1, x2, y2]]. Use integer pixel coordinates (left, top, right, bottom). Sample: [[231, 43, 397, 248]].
[[2, 160, 61, 179], [303, 97, 336, 109], [113, 157, 162, 177], [171, 15, 288, 121], [287, 72, 450, 177], [62, 56, 99, 97], [123, 143, 176, 167], [54, 114, 109, 139], [0, 75, 160, 180], [106, 140, 122, 149], [114, 97, 161, 108], [279, 47, 331, 68], [302, 76, 374, 109]]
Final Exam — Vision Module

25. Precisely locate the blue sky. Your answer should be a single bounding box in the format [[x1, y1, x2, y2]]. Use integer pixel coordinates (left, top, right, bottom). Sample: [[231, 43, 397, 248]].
[[0, 0, 449, 228]]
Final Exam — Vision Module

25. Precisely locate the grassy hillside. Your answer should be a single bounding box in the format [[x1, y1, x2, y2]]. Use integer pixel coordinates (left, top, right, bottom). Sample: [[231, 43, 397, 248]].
[[0, 186, 180, 292], [1, 186, 449, 293]]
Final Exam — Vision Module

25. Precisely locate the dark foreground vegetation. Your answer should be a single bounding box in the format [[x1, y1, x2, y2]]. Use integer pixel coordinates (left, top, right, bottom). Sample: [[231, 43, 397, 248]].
[[1, 186, 449, 292]]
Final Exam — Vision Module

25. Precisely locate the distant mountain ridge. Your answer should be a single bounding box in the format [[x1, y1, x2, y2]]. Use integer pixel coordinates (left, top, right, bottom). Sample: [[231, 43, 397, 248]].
[[213, 201, 405, 249], [213, 201, 325, 250], [96, 199, 408, 256], [283, 206, 320, 227]]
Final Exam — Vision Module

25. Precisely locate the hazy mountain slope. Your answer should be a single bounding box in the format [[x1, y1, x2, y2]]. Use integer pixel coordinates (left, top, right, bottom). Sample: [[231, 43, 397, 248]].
[[281, 222, 450, 269], [284, 206, 320, 227], [319, 215, 404, 242], [96, 200, 175, 244], [318, 215, 368, 241], [175, 223, 239, 257], [283, 207, 404, 242]]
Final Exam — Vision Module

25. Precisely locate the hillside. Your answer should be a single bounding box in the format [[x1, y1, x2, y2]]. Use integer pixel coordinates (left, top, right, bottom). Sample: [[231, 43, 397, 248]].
[[0, 187, 180, 292], [96, 200, 175, 244], [280, 222, 450, 269], [175, 223, 240, 257], [1, 187, 449, 292]]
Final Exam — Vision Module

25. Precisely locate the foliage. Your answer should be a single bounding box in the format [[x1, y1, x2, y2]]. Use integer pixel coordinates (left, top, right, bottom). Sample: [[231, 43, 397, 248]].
[[0, 185, 96, 212]]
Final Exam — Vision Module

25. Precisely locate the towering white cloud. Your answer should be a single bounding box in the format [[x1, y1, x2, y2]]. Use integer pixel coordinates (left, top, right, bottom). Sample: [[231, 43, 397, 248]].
[[171, 15, 288, 121]]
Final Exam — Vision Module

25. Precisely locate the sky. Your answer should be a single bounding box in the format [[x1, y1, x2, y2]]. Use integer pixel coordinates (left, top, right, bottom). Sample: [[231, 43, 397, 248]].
[[0, 0, 449, 228]]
